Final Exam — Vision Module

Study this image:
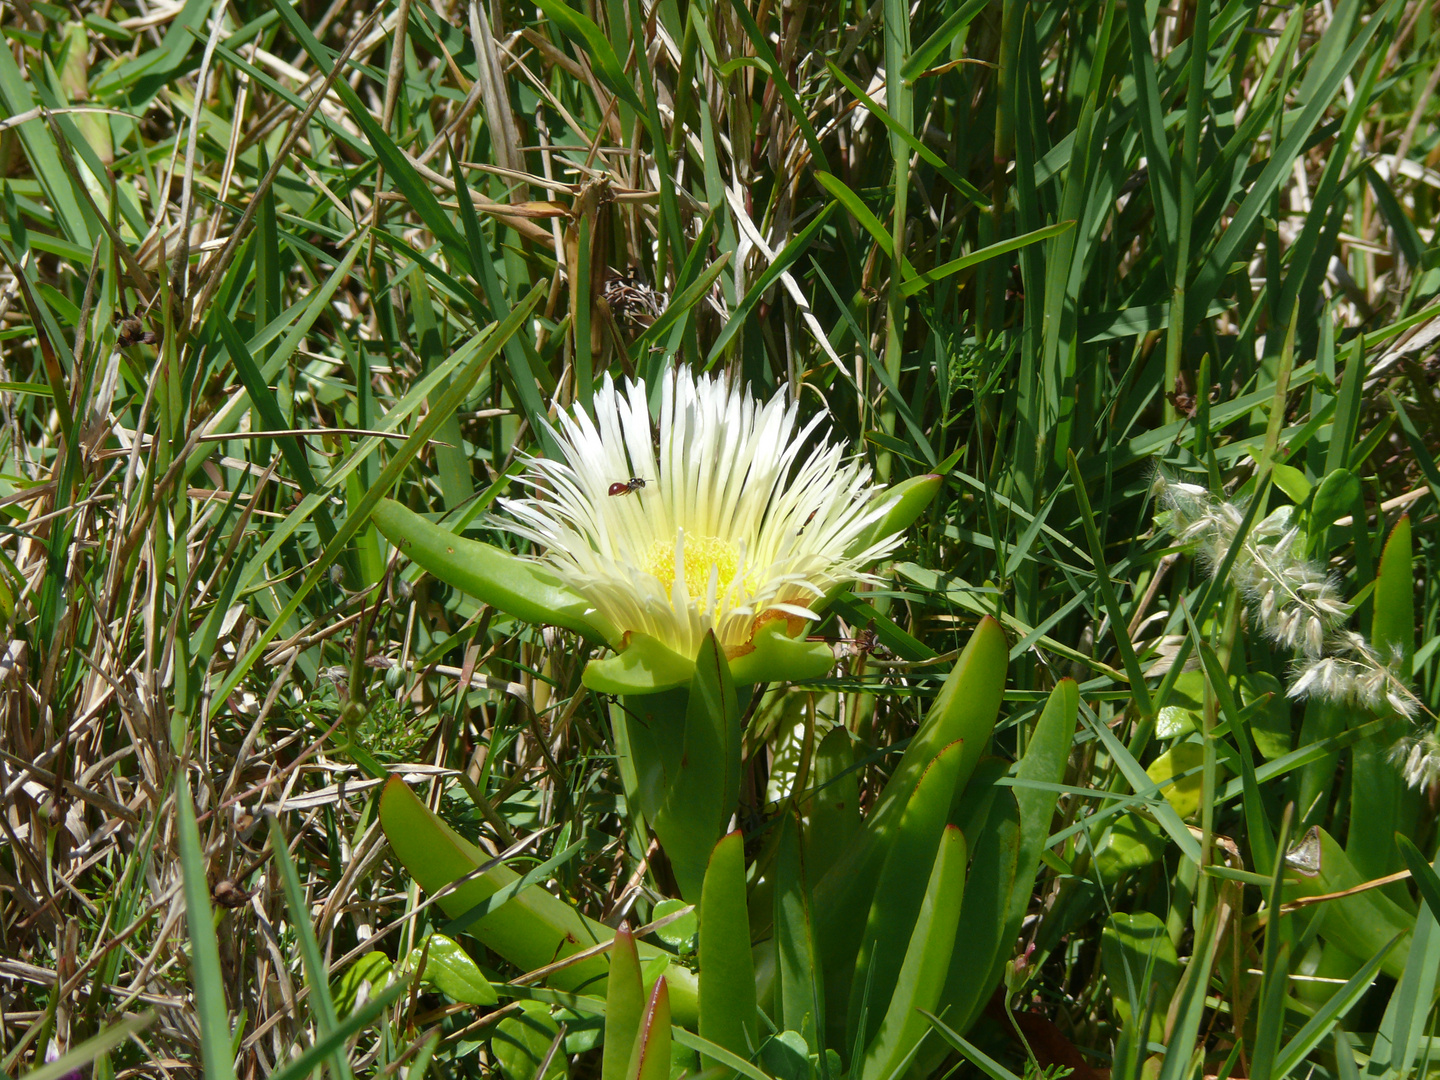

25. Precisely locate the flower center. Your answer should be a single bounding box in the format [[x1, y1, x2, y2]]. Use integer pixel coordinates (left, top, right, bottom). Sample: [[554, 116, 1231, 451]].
[[644, 534, 741, 600]]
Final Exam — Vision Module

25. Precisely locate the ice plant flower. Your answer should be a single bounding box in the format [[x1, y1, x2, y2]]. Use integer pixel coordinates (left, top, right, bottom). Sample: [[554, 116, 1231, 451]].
[[500, 367, 902, 666]]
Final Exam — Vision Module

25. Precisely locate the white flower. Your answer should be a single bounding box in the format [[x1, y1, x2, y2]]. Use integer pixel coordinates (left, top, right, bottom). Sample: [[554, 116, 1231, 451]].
[[500, 368, 901, 660]]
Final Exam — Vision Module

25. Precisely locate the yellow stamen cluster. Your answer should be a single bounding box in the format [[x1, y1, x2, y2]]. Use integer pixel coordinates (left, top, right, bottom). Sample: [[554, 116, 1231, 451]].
[[644, 534, 740, 600]]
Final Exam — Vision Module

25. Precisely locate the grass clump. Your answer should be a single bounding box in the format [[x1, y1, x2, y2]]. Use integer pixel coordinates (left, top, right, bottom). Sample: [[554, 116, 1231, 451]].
[[1, 0, 1439, 1077]]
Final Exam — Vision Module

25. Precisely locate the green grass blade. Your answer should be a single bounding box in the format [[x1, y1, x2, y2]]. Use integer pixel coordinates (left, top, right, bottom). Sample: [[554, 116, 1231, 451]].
[[898, 222, 1073, 298], [901, 0, 988, 81], [18, 1013, 155, 1080], [1186, 0, 1399, 324], [1271, 936, 1397, 1077], [1065, 450, 1152, 715], [1397, 837, 1440, 924], [177, 776, 237, 1080], [916, 1009, 1023, 1080], [267, 815, 352, 1080], [212, 280, 545, 707], [267, 984, 407, 1080], [705, 206, 834, 366]]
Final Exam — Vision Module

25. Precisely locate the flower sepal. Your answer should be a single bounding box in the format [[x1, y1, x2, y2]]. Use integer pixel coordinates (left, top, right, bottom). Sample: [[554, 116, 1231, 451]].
[[372, 498, 620, 644], [845, 472, 943, 559], [812, 472, 943, 616], [583, 616, 835, 696], [582, 632, 697, 696], [729, 616, 835, 686]]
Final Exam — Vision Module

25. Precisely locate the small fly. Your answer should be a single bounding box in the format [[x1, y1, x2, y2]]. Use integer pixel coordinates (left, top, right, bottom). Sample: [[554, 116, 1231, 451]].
[[608, 477, 648, 496]]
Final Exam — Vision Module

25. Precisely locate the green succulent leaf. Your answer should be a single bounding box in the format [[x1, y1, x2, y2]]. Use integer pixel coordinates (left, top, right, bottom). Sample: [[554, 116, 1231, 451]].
[[982, 678, 1078, 1010], [587, 619, 834, 696], [661, 634, 742, 901], [806, 727, 861, 884], [625, 980, 673, 1080], [931, 787, 1020, 1042], [865, 616, 1007, 836], [813, 616, 1007, 1046], [774, 807, 824, 1040], [730, 620, 836, 686], [846, 473, 944, 557], [604, 925, 646, 1080], [857, 826, 968, 1080], [847, 739, 968, 1050], [819, 472, 946, 613], [699, 832, 759, 1068], [609, 634, 742, 901], [377, 777, 699, 1024]]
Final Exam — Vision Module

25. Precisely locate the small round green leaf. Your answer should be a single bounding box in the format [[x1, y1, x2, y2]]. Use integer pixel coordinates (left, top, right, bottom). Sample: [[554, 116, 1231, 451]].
[[495, 1001, 568, 1080], [651, 899, 698, 954], [411, 933, 498, 1005], [330, 951, 393, 1018]]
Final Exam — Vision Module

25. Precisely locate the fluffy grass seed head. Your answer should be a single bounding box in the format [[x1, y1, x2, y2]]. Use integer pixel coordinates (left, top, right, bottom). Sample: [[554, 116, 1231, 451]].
[[1156, 471, 1430, 784], [1289, 634, 1422, 720], [501, 368, 901, 661], [1154, 475, 1346, 657], [1391, 731, 1440, 791]]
